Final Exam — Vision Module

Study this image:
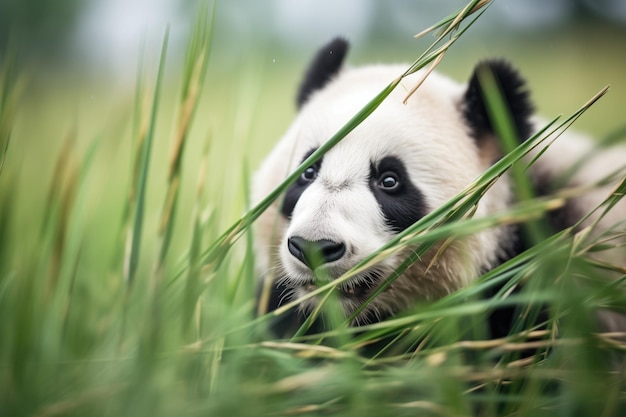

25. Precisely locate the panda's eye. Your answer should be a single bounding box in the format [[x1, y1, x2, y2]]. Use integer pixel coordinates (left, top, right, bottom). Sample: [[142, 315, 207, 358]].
[[300, 166, 317, 184], [378, 172, 400, 191]]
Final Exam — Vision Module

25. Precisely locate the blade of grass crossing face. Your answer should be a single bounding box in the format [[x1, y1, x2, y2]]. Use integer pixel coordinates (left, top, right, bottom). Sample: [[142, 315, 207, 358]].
[[344, 196, 567, 325], [197, 79, 400, 273]]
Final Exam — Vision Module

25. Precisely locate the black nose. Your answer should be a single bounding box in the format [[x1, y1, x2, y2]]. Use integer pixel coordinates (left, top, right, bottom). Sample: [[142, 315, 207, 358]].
[[287, 236, 346, 269]]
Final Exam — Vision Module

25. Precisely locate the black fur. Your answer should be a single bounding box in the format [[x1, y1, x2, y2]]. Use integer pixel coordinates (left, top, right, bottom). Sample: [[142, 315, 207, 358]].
[[263, 280, 335, 338], [369, 156, 428, 233], [485, 170, 579, 342], [463, 59, 534, 143], [297, 37, 349, 108], [263, 280, 308, 337], [281, 148, 322, 218]]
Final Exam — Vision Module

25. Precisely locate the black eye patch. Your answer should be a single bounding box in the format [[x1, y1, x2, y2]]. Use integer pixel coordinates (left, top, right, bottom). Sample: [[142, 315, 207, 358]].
[[369, 156, 427, 233], [281, 148, 322, 219]]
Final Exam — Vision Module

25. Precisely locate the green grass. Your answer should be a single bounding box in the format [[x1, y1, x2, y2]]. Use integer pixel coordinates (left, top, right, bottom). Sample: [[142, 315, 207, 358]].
[[1, 1, 626, 416]]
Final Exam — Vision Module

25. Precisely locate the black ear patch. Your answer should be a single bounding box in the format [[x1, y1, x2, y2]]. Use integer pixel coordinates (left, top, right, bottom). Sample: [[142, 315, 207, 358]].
[[297, 37, 349, 108], [463, 60, 534, 143]]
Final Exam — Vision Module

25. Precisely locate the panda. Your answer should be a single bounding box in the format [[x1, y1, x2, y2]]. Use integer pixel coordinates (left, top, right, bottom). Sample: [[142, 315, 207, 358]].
[[252, 37, 626, 339]]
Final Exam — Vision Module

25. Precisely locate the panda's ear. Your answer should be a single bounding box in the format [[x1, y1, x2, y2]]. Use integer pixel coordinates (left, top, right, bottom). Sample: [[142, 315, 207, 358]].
[[297, 37, 349, 108], [463, 59, 534, 143]]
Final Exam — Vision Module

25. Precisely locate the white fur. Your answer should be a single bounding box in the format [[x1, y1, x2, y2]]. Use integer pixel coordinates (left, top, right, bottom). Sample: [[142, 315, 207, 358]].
[[253, 63, 626, 323]]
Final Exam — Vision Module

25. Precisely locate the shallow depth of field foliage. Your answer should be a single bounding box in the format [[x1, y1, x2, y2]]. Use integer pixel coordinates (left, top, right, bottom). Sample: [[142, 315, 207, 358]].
[[1, 1, 626, 416]]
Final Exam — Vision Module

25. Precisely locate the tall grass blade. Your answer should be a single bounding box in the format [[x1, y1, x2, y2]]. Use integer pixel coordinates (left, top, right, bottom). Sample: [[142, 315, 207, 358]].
[[0, 41, 17, 177], [183, 132, 212, 335], [124, 29, 170, 284], [158, 3, 214, 267], [414, 0, 492, 39]]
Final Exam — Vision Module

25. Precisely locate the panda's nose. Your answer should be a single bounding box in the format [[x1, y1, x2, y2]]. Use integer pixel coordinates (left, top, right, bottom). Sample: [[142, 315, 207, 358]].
[[287, 236, 346, 269]]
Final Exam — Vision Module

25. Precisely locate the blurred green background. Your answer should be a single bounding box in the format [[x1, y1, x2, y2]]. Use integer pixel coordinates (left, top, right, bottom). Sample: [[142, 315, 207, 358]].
[[4, 0, 626, 152]]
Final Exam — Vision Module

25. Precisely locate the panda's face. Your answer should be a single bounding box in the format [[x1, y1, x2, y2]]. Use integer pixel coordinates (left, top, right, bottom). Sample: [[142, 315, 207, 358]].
[[254, 39, 533, 324], [266, 68, 492, 321]]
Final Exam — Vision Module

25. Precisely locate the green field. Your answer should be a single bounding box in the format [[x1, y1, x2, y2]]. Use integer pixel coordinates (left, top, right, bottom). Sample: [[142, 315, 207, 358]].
[[2, 1, 626, 416]]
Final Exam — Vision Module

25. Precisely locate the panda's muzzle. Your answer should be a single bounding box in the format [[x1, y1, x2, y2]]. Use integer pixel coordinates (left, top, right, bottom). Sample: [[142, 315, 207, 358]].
[[287, 236, 346, 270]]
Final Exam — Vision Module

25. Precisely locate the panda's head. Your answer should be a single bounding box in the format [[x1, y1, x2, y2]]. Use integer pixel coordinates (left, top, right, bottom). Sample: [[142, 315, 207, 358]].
[[254, 38, 534, 324]]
